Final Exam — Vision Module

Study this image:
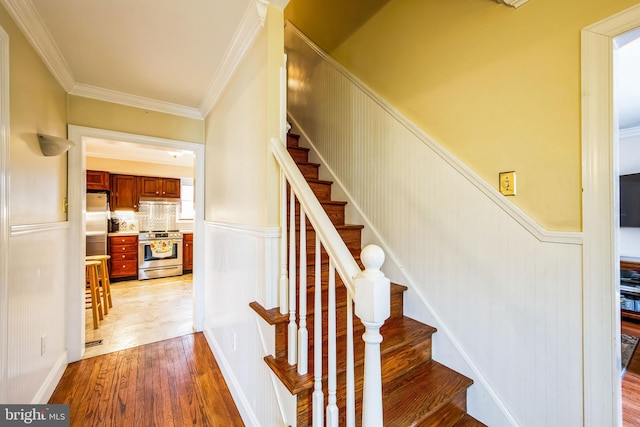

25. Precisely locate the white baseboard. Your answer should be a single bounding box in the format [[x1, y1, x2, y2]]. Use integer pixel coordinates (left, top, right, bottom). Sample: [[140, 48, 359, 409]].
[[32, 351, 67, 404], [202, 321, 261, 427]]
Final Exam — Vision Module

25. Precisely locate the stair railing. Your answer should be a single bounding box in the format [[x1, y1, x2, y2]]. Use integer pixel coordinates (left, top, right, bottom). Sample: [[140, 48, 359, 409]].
[[271, 137, 391, 427]]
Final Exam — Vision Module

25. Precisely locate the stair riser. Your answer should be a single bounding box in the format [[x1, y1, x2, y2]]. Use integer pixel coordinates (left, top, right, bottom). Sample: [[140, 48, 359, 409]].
[[292, 228, 362, 258], [287, 134, 300, 148], [288, 203, 346, 226], [297, 163, 319, 180], [293, 281, 404, 320], [274, 289, 405, 359], [309, 181, 332, 200], [288, 147, 309, 163]]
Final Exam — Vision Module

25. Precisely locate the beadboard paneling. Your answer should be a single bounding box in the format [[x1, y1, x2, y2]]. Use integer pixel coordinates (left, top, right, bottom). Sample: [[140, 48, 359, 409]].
[[7, 222, 68, 403], [203, 221, 292, 427], [286, 24, 584, 427]]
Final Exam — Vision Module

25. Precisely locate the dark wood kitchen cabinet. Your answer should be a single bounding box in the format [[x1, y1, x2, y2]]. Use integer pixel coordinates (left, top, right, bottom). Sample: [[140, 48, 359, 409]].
[[108, 235, 138, 279], [183, 233, 193, 272], [110, 174, 138, 210], [86, 170, 110, 191], [137, 176, 181, 198]]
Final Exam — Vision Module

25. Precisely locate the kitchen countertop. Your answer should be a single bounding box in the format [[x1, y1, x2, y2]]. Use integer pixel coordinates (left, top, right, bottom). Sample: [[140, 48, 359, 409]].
[[108, 231, 139, 237], [108, 231, 193, 236]]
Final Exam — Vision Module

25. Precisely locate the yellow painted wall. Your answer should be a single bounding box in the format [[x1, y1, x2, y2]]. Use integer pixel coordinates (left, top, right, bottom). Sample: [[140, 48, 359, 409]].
[[1, 5, 67, 225], [67, 95, 204, 144], [284, 0, 391, 53], [288, 0, 640, 232], [204, 5, 284, 226]]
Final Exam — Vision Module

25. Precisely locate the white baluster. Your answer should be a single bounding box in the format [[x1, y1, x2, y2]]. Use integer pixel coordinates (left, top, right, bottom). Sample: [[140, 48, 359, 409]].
[[355, 245, 390, 427], [312, 236, 324, 427], [297, 209, 308, 375], [346, 292, 355, 427], [326, 261, 339, 426], [288, 188, 297, 366], [279, 171, 288, 315]]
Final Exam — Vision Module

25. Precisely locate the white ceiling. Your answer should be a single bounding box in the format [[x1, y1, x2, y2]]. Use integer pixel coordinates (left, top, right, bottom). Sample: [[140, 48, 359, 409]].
[[616, 28, 640, 131], [617, 29, 640, 176], [84, 137, 195, 168], [1, 0, 277, 118], [0, 0, 281, 166]]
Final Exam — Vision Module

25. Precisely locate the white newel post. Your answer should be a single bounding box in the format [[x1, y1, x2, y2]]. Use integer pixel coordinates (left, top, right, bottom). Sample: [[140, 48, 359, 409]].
[[355, 245, 390, 427]]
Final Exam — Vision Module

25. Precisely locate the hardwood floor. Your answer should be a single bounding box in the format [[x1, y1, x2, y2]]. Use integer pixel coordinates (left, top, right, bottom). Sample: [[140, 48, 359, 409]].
[[622, 319, 640, 425], [49, 333, 244, 426]]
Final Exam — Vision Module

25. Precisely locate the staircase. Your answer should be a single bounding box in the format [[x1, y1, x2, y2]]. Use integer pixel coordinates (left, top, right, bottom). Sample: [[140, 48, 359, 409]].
[[251, 133, 486, 426]]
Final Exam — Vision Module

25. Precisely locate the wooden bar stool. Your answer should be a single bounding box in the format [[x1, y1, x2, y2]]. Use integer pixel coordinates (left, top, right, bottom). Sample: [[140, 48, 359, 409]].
[[86, 255, 113, 314], [85, 260, 104, 329]]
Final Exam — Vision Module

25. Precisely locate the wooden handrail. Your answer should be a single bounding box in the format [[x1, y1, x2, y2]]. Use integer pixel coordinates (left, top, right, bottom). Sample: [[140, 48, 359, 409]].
[[271, 137, 361, 296]]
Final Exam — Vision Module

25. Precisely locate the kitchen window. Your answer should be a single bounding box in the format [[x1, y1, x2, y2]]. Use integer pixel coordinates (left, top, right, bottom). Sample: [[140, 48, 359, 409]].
[[179, 178, 194, 220]]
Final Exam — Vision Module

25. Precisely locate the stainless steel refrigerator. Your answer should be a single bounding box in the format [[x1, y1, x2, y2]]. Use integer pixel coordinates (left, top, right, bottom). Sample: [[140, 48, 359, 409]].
[[86, 192, 109, 256]]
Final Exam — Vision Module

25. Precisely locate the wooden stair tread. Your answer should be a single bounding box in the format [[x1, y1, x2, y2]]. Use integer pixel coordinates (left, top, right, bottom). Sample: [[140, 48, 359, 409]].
[[249, 302, 288, 325], [250, 283, 408, 325], [291, 199, 347, 207], [383, 361, 473, 427], [295, 160, 321, 168], [451, 413, 487, 427], [287, 145, 309, 152], [264, 316, 437, 394], [295, 223, 364, 231]]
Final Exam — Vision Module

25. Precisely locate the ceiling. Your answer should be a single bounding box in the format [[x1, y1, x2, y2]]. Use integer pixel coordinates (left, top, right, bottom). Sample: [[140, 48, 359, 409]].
[[84, 137, 195, 168], [1, 0, 274, 119], [617, 28, 640, 176]]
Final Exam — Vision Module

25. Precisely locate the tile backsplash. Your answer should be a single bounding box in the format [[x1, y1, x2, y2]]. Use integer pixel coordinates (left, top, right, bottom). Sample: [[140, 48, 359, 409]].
[[111, 211, 138, 232], [111, 201, 179, 232], [137, 201, 178, 231]]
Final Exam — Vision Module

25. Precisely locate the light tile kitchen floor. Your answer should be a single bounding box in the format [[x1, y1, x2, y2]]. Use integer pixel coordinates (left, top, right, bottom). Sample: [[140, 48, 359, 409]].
[[83, 274, 194, 359]]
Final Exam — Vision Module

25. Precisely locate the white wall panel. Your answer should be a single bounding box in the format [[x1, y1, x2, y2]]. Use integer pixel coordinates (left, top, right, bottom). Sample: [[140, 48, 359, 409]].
[[286, 24, 584, 427], [7, 223, 68, 403], [203, 221, 292, 427]]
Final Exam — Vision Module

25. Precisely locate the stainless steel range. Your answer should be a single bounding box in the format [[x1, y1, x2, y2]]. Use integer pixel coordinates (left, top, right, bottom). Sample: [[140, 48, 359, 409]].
[[138, 231, 183, 280]]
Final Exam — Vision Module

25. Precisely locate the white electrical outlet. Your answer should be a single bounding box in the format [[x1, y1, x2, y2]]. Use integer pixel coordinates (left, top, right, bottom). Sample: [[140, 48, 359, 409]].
[[41, 333, 47, 356]]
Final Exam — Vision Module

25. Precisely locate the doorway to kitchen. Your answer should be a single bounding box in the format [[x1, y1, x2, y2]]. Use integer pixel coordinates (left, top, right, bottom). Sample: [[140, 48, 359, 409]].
[[582, 4, 640, 425], [66, 125, 205, 363]]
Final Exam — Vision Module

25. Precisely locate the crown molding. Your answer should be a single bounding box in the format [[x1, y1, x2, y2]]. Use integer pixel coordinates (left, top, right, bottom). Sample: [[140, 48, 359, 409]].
[[69, 83, 203, 119], [199, 0, 289, 117], [0, 0, 75, 91], [3, 0, 289, 120], [256, 0, 269, 25], [199, 1, 264, 116], [497, 0, 531, 8], [620, 125, 640, 138]]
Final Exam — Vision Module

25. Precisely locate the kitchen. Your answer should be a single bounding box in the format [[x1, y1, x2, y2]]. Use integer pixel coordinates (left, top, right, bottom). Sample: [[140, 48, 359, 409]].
[[83, 136, 196, 358]]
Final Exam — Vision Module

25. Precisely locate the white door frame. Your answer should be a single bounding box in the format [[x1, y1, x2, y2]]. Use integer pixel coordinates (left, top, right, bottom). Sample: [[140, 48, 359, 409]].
[[0, 25, 10, 403], [582, 4, 640, 426], [66, 125, 205, 362]]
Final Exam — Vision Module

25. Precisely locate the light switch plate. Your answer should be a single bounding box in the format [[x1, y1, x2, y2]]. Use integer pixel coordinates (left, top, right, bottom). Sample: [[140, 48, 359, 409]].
[[499, 171, 516, 196]]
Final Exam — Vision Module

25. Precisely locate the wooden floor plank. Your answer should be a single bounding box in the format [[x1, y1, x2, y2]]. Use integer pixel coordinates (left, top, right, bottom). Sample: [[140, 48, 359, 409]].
[[49, 333, 244, 426], [622, 319, 640, 426]]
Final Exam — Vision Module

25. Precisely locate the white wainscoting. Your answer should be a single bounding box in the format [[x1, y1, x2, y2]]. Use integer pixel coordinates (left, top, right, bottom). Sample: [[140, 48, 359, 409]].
[[7, 222, 69, 404], [285, 24, 584, 427], [202, 221, 293, 427]]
